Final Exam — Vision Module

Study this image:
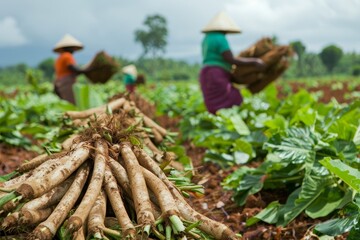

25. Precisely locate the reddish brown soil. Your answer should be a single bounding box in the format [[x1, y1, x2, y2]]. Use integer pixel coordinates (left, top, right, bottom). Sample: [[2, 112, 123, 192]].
[[277, 80, 360, 104], [0, 82, 356, 239], [0, 144, 37, 175]]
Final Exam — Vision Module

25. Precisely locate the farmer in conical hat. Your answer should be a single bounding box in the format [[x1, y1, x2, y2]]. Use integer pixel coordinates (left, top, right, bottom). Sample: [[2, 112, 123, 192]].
[[200, 11, 265, 114], [53, 34, 90, 104], [122, 64, 138, 93]]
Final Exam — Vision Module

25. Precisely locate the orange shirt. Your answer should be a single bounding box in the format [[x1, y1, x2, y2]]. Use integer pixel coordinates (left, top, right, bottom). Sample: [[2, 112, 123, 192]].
[[55, 52, 76, 79]]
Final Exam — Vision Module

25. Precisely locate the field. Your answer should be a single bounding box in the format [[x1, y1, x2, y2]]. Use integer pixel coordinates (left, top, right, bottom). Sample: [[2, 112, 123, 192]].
[[0, 76, 360, 239]]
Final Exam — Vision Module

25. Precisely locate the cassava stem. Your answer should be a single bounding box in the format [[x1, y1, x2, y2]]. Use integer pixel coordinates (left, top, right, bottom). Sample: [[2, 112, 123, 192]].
[[31, 163, 90, 240], [104, 165, 136, 238], [66, 139, 107, 233]]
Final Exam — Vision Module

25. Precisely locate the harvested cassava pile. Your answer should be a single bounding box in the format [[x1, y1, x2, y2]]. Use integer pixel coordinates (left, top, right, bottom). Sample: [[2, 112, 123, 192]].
[[84, 51, 119, 84], [232, 37, 293, 93], [0, 97, 240, 240]]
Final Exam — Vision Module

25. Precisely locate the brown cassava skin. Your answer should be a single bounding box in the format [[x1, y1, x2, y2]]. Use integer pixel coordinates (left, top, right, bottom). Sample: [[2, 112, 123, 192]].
[[1, 196, 21, 212], [248, 60, 289, 94], [107, 157, 162, 219], [104, 165, 136, 237], [1, 211, 20, 229], [17, 142, 90, 199], [87, 190, 107, 237], [65, 97, 126, 119], [17, 153, 48, 173], [151, 127, 164, 144], [107, 157, 131, 195], [61, 134, 81, 151], [32, 163, 90, 239], [73, 226, 86, 240], [141, 167, 179, 218], [21, 175, 74, 211], [0, 171, 33, 188], [239, 37, 274, 58], [142, 134, 163, 161], [134, 148, 239, 240], [120, 143, 155, 226], [19, 207, 54, 225], [66, 139, 107, 233]]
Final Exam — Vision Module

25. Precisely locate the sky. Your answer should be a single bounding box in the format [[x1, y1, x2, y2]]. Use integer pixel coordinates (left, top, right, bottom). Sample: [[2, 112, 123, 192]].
[[0, 0, 359, 67]]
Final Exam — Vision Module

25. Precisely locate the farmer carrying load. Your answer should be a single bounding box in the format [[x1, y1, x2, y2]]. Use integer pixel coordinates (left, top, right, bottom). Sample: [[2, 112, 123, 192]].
[[122, 64, 138, 93], [199, 11, 266, 114], [53, 34, 91, 104]]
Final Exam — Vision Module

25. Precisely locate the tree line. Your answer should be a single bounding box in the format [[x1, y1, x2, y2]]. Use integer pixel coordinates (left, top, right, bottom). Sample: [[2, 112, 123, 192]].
[[1, 14, 360, 86]]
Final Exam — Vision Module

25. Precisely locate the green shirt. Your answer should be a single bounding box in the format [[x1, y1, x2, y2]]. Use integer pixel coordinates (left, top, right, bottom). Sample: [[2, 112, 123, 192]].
[[123, 73, 136, 85], [202, 32, 231, 72]]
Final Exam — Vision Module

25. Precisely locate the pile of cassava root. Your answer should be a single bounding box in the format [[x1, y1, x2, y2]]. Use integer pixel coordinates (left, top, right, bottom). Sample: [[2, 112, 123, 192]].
[[0, 97, 240, 240]]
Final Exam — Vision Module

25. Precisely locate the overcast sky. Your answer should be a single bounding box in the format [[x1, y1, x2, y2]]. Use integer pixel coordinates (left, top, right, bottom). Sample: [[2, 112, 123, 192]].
[[0, 0, 359, 67]]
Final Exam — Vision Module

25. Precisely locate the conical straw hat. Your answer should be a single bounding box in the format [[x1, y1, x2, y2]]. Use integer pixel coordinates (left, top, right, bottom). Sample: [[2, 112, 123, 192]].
[[122, 64, 138, 77], [53, 34, 84, 53], [202, 11, 241, 34]]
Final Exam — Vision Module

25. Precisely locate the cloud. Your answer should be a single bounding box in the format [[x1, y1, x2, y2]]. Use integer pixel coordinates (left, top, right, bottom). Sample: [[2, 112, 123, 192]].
[[0, 17, 27, 47], [0, 0, 359, 66]]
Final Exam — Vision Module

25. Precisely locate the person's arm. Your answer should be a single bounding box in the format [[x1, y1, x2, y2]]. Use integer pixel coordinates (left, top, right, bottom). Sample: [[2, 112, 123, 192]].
[[68, 64, 92, 74], [222, 50, 265, 70]]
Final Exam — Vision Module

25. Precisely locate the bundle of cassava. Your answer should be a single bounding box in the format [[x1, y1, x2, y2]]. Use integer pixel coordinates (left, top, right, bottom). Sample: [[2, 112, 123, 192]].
[[0, 97, 239, 240], [84, 51, 119, 84], [232, 37, 294, 93]]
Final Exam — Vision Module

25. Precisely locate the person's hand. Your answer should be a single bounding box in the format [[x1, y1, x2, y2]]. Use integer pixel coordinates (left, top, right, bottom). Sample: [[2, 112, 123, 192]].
[[254, 59, 266, 71]]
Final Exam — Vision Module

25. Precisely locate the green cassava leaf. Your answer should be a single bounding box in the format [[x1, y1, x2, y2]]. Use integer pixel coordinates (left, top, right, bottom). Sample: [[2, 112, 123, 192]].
[[277, 172, 333, 226], [264, 127, 317, 165], [353, 124, 360, 146], [246, 201, 281, 226], [320, 158, 360, 192], [315, 216, 359, 236], [306, 187, 345, 218]]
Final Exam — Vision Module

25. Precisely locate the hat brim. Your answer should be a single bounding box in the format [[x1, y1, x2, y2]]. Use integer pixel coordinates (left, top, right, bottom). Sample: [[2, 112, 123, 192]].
[[53, 46, 83, 53], [202, 29, 241, 34]]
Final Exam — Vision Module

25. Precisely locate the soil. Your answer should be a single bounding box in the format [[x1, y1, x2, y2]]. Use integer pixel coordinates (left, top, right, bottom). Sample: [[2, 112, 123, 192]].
[[0, 81, 357, 239]]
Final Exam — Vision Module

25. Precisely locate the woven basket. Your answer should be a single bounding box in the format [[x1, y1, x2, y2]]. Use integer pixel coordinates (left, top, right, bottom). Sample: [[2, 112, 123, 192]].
[[84, 51, 119, 84]]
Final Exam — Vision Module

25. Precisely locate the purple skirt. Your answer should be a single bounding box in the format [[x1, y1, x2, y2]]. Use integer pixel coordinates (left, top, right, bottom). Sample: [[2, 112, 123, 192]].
[[199, 66, 243, 114]]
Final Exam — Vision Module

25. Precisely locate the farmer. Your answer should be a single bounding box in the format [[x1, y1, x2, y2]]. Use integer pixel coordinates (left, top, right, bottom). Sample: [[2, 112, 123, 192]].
[[199, 11, 265, 114], [122, 64, 138, 93], [53, 34, 89, 104]]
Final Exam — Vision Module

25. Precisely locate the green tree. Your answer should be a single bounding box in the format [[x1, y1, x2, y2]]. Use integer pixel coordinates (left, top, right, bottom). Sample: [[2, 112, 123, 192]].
[[319, 45, 343, 73], [134, 14, 168, 58], [290, 40, 306, 76], [37, 58, 55, 80]]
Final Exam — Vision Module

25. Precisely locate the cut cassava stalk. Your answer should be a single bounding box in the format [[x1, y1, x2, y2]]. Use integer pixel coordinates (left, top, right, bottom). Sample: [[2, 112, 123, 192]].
[[66, 139, 107, 233], [120, 142, 155, 232], [2, 211, 20, 229], [17, 142, 90, 199], [1, 194, 22, 212], [122, 100, 167, 137], [31, 163, 90, 240], [134, 148, 239, 240], [65, 97, 126, 119], [104, 165, 136, 238]]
